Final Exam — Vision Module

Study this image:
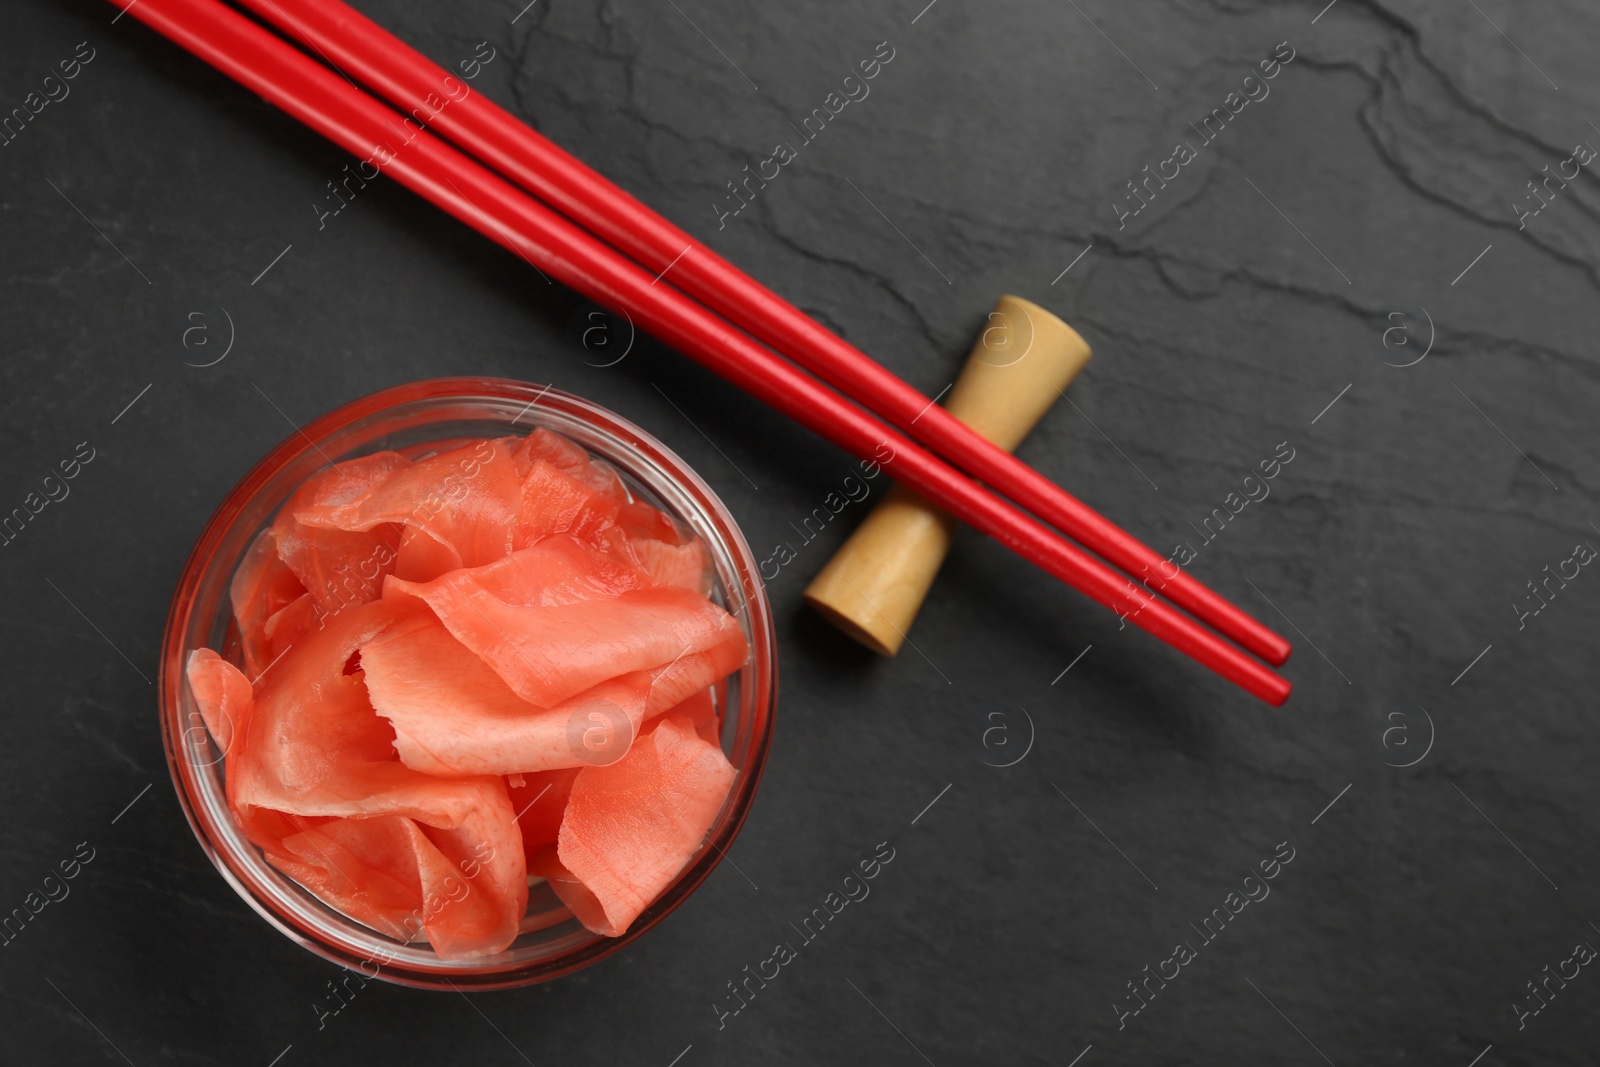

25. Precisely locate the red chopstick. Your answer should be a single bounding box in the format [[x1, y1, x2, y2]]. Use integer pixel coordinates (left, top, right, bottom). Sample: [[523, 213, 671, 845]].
[[111, 0, 1291, 706], [226, 0, 1290, 671]]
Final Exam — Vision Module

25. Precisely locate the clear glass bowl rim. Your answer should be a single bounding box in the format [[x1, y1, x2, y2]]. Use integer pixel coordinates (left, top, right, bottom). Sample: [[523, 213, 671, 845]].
[[158, 377, 778, 989]]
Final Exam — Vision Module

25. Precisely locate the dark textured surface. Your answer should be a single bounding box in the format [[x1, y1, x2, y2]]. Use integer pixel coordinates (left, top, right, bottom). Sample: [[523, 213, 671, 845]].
[[3, 0, 1599, 1063]]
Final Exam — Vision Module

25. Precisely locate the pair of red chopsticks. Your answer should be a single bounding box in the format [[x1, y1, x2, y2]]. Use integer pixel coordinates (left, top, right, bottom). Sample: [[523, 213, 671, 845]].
[[113, 0, 1294, 705]]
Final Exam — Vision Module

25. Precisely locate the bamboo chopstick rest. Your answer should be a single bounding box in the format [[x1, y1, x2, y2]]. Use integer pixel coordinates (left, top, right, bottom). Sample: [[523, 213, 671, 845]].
[[804, 295, 1092, 654]]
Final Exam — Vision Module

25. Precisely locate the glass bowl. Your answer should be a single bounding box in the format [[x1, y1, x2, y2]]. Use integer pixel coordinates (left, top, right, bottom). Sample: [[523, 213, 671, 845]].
[[159, 378, 777, 989]]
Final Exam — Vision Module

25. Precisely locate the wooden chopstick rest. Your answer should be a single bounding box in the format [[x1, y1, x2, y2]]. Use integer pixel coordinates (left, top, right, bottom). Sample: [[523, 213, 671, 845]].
[[804, 295, 1092, 654]]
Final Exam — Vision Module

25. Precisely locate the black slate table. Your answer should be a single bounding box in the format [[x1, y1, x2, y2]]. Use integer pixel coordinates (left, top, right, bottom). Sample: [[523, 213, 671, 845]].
[[3, 0, 1597, 1063]]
